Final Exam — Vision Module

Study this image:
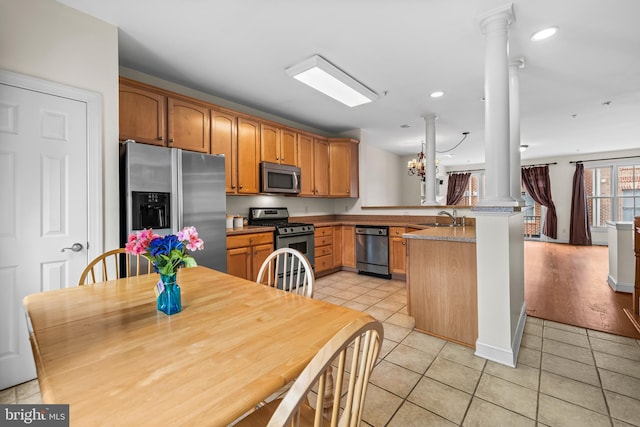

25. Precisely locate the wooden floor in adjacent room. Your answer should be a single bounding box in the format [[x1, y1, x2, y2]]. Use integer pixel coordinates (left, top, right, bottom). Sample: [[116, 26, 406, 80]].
[[525, 240, 640, 339]]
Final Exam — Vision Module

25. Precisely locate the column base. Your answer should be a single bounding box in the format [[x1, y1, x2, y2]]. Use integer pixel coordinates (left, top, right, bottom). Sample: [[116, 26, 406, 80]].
[[475, 303, 526, 367]]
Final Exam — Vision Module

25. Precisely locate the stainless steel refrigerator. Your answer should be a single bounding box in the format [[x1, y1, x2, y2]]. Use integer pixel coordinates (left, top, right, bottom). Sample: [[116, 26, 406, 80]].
[[120, 141, 227, 272]]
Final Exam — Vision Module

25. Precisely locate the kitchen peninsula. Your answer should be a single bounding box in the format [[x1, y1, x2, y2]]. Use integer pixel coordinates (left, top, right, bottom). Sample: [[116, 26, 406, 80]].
[[404, 226, 477, 348]]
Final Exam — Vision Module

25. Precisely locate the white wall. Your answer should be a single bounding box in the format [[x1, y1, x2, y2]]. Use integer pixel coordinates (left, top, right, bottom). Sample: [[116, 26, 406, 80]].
[[0, 0, 119, 250]]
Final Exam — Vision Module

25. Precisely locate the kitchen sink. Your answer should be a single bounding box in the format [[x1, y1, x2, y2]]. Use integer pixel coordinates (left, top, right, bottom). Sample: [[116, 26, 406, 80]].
[[418, 222, 460, 227]]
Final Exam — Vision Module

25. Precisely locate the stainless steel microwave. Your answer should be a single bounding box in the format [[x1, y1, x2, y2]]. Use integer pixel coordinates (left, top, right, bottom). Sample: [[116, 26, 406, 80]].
[[260, 162, 301, 194]]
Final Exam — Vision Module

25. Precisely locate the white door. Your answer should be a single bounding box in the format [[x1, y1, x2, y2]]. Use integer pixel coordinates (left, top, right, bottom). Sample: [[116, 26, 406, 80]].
[[0, 83, 88, 389]]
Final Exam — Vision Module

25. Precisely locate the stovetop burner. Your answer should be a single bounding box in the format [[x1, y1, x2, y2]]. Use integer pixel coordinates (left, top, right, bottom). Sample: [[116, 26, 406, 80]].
[[248, 207, 314, 236]]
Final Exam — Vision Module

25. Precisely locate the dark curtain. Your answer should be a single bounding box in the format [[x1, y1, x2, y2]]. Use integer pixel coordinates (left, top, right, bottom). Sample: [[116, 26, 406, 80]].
[[569, 163, 592, 245], [521, 165, 558, 239], [446, 172, 471, 205]]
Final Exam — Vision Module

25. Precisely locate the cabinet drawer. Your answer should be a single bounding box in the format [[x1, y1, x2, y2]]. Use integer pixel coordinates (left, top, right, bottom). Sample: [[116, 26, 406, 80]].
[[316, 245, 332, 257], [315, 254, 333, 272], [315, 226, 333, 238], [227, 232, 273, 249], [314, 236, 332, 247]]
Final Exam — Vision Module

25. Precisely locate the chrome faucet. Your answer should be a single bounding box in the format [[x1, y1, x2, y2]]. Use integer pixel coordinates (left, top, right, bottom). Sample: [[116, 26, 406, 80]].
[[437, 209, 457, 225]]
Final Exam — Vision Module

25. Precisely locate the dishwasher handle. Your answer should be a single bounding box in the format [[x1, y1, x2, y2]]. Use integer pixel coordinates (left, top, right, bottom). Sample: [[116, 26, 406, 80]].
[[355, 225, 388, 236]]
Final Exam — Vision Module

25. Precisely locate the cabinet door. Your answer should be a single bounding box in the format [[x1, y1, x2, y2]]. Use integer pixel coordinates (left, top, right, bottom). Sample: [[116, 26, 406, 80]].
[[260, 123, 280, 164], [342, 225, 355, 268], [227, 247, 251, 280], [390, 226, 407, 275], [297, 134, 314, 196], [252, 242, 274, 282], [280, 129, 297, 166], [211, 110, 237, 193], [333, 225, 342, 268], [237, 117, 261, 194], [329, 139, 359, 197], [119, 83, 166, 146], [313, 139, 329, 196], [168, 98, 210, 153]]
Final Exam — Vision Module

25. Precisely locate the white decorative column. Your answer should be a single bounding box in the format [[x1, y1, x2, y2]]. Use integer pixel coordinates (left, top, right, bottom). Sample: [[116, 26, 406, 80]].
[[509, 58, 526, 206], [473, 3, 526, 368], [422, 113, 438, 206], [478, 3, 516, 206]]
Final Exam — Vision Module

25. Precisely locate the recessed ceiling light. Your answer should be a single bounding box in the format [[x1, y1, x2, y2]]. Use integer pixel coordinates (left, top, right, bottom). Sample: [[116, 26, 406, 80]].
[[520, 144, 529, 152], [444, 154, 454, 158], [400, 124, 411, 128], [430, 91, 444, 98], [530, 26, 558, 41]]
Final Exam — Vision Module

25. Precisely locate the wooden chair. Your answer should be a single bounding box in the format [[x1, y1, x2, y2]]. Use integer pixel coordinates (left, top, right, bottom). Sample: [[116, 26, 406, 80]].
[[235, 317, 383, 427], [256, 248, 315, 298], [78, 248, 152, 285]]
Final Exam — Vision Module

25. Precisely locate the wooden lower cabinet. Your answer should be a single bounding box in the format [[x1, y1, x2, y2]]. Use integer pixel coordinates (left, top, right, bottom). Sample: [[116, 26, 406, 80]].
[[226, 232, 273, 282], [389, 227, 407, 276], [314, 226, 333, 276], [407, 238, 477, 347], [341, 225, 356, 268], [332, 226, 342, 268]]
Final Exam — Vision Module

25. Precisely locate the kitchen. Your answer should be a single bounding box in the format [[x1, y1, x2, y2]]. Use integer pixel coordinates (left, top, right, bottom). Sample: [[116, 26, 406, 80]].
[[2, 1, 640, 425]]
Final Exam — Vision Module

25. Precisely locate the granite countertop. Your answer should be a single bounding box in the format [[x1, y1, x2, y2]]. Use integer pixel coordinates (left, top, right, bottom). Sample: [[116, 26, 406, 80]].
[[226, 225, 275, 236], [403, 226, 476, 242]]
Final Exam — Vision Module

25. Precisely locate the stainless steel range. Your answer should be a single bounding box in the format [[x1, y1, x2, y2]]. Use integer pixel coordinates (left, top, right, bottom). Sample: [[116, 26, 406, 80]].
[[248, 207, 315, 273]]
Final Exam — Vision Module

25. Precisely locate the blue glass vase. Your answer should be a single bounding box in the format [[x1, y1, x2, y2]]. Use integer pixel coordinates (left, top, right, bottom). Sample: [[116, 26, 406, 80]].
[[157, 273, 182, 315]]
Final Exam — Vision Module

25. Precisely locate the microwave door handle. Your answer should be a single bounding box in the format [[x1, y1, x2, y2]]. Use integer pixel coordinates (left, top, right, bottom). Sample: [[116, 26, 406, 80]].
[[293, 171, 299, 191]]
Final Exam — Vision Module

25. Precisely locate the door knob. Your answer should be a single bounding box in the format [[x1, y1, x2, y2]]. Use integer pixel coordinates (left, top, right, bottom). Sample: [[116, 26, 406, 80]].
[[61, 243, 83, 252]]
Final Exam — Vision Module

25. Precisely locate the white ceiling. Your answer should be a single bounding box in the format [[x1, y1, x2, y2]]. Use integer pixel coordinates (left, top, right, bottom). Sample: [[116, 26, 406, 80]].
[[58, 0, 640, 166]]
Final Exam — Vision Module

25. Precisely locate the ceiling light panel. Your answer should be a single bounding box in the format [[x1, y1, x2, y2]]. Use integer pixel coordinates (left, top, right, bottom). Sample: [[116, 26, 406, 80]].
[[530, 26, 558, 41], [285, 55, 378, 107]]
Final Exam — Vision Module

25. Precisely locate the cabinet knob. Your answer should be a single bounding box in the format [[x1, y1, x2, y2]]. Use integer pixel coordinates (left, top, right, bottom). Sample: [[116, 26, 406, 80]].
[[276, 156, 279, 160], [239, 184, 243, 189], [169, 138, 174, 143], [157, 136, 163, 141], [231, 184, 236, 189]]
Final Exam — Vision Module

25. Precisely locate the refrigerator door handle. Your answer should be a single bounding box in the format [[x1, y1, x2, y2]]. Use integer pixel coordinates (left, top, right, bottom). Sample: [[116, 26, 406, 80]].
[[173, 148, 183, 232]]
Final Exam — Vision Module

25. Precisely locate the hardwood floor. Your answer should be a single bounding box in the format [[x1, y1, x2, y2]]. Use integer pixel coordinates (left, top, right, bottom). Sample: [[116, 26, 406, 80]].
[[525, 241, 640, 339]]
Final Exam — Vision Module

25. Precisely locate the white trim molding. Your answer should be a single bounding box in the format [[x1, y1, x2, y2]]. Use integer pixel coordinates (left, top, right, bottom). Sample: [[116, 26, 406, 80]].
[[475, 302, 527, 367]]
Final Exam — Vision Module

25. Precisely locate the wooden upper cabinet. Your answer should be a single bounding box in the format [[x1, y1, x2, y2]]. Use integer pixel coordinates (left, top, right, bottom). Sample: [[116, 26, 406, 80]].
[[211, 109, 237, 193], [261, 124, 297, 166], [280, 129, 297, 166], [329, 138, 359, 198], [260, 123, 281, 164], [297, 134, 315, 196], [237, 117, 261, 194], [119, 81, 166, 146], [168, 97, 210, 153], [313, 138, 329, 197]]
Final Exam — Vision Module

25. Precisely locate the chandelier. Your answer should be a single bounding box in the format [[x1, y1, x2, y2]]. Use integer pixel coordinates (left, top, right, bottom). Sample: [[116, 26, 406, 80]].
[[407, 142, 438, 181]]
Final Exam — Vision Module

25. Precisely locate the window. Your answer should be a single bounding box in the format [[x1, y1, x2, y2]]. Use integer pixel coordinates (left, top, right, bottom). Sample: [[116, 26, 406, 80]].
[[585, 162, 640, 227], [617, 165, 640, 221], [457, 172, 483, 206]]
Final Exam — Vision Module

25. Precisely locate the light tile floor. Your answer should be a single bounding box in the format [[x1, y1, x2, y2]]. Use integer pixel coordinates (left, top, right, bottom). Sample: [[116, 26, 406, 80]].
[[3, 271, 640, 427], [314, 271, 640, 427]]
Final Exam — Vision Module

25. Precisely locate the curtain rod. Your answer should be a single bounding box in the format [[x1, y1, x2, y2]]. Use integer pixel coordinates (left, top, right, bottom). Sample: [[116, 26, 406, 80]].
[[446, 168, 484, 175], [522, 162, 557, 168], [447, 162, 557, 174], [570, 155, 640, 164]]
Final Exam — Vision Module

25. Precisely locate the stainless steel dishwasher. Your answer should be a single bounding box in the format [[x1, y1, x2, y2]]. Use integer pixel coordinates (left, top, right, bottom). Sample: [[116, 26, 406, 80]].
[[355, 225, 391, 279]]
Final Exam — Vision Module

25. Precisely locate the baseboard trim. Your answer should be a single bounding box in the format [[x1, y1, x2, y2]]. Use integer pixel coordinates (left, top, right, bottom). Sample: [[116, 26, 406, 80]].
[[607, 275, 634, 293], [475, 303, 526, 368]]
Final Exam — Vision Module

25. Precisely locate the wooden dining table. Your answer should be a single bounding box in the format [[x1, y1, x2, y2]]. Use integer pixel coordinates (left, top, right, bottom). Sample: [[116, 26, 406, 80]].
[[23, 266, 374, 426]]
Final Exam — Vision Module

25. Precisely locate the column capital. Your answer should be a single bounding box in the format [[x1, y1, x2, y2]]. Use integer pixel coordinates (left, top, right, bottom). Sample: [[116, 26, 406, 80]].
[[478, 3, 515, 33], [421, 113, 438, 121]]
